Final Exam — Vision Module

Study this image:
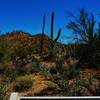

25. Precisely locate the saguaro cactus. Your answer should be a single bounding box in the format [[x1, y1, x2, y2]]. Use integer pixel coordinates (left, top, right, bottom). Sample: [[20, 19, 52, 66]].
[[50, 12, 61, 52], [40, 14, 46, 55]]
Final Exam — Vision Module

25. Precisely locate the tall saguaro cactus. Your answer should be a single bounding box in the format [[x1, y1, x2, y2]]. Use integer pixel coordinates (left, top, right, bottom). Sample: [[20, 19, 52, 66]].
[[50, 12, 61, 52], [40, 14, 46, 55]]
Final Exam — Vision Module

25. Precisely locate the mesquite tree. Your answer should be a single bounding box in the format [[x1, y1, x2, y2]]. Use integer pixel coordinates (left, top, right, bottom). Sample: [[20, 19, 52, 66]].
[[67, 8, 100, 67]]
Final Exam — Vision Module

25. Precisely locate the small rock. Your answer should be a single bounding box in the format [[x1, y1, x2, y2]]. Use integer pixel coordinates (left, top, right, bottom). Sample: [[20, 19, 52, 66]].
[[24, 63, 33, 73]]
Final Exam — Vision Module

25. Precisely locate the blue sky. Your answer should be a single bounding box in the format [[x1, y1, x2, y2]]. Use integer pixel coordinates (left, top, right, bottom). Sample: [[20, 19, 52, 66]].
[[0, 0, 100, 43]]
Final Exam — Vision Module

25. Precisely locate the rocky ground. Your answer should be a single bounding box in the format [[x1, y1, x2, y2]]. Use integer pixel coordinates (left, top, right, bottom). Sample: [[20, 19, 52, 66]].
[[10, 54, 100, 96]]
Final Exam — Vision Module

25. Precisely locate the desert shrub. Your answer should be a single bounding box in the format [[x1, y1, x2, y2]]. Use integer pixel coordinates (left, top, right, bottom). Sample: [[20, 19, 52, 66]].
[[0, 82, 9, 100], [16, 57, 40, 74], [15, 75, 34, 91], [10, 46, 28, 60], [0, 48, 7, 63], [0, 65, 18, 83], [40, 66, 50, 74], [0, 65, 5, 76], [66, 64, 80, 79], [23, 62, 40, 74], [40, 54, 80, 95], [67, 8, 100, 68], [51, 65, 80, 94], [94, 85, 100, 96], [68, 78, 89, 96], [49, 67, 58, 74], [78, 79, 90, 88], [68, 83, 83, 96], [40, 66, 53, 80], [0, 52, 4, 63], [55, 54, 80, 79], [75, 40, 100, 68], [3, 67, 18, 82], [55, 57, 65, 73], [0, 82, 5, 100]]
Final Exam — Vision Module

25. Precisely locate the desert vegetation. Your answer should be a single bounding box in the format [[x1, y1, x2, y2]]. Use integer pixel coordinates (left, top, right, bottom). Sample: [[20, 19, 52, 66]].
[[0, 8, 100, 99]]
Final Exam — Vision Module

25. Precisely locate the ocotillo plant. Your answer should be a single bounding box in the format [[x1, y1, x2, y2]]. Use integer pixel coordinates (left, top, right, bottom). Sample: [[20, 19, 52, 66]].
[[50, 12, 61, 53], [40, 14, 46, 55]]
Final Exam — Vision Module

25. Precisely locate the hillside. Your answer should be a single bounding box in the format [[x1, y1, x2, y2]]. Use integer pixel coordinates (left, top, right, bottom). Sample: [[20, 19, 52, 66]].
[[0, 31, 100, 99], [0, 31, 50, 57], [0, 31, 49, 46]]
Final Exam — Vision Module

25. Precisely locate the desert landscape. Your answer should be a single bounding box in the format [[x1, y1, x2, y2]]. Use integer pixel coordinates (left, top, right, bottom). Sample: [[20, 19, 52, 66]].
[[0, 9, 100, 99], [0, 0, 100, 99]]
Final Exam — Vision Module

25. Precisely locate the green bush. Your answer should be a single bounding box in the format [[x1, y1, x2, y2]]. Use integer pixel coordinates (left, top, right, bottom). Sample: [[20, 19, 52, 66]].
[[67, 8, 100, 68], [40, 66, 50, 74], [3, 68, 17, 81], [75, 40, 100, 68], [67, 65, 80, 79], [68, 84, 82, 96], [15, 75, 34, 91], [10, 46, 28, 60], [0, 83, 5, 100], [0, 82, 8, 100]]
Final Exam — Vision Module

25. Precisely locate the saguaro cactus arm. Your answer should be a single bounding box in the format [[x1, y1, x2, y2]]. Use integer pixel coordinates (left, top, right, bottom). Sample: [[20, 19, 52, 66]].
[[54, 28, 61, 42]]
